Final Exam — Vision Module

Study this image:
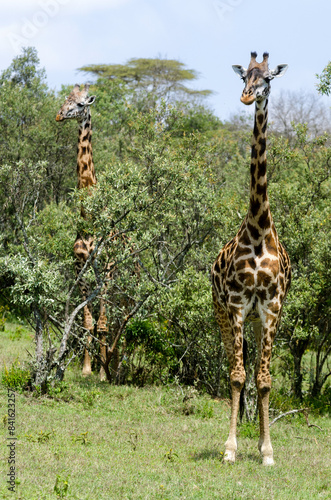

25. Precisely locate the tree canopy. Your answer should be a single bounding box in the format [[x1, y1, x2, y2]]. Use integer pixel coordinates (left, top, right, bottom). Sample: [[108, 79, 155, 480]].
[[0, 48, 330, 409], [78, 57, 213, 105], [316, 61, 331, 96]]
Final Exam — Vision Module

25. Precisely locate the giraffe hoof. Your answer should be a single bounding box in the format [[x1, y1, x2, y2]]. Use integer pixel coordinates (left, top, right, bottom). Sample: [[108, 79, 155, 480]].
[[223, 450, 236, 463], [262, 456, 274, 466]]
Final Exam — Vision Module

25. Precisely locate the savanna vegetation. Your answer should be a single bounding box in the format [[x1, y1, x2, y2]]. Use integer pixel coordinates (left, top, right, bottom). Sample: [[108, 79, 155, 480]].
[[0, 47, 330, 497], [0, 327, 330, 499]]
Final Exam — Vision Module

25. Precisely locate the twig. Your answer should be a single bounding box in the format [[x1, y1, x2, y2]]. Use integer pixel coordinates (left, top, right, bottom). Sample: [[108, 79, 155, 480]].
[[270, 408, 323, 431], [269, 408, 309, 426], [303, 410, 323, 431], [137, 259, 171, 289]]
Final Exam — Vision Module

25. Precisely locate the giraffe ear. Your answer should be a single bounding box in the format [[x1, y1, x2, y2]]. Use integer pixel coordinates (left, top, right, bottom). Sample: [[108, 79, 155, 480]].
[[269, 64, 288, 79], [85, 96, 96, 106], [232, 65, 247, 79]]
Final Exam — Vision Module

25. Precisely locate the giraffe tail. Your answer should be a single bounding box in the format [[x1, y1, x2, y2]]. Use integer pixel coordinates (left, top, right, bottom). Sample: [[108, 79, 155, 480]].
[[239, 337, 248, 421]]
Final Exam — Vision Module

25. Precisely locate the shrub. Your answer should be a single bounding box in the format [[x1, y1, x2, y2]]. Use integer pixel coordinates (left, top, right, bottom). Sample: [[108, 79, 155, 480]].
[[1, 359, 31, 391]]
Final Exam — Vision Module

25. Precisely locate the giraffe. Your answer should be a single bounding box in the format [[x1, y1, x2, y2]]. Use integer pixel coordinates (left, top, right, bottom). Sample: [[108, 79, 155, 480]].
[[211, 52, 291, 465], [56, 83, 108, 379]]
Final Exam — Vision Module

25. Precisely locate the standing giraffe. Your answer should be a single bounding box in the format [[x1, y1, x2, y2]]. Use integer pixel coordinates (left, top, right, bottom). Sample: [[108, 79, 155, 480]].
[[56, 84, 108, 379], [211, 52, 291, 465]]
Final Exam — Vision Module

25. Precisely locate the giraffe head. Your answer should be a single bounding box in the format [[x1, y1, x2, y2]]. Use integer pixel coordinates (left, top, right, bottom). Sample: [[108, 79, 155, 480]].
[[232, 52, 288, 105], [56, 83, 96, 122]]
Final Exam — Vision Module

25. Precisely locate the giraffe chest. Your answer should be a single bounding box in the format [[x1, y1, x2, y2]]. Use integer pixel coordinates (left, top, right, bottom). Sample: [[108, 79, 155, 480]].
[[212, 236, 284, 321]]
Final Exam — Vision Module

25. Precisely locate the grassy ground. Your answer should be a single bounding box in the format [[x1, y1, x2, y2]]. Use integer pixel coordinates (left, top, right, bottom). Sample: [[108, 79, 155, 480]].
[[0, 326, 330, 500]]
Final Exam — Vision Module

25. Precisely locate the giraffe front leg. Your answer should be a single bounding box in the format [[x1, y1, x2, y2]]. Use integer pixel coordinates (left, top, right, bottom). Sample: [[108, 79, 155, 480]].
[[224, 380, 242, 463], [97, 297, 108, 382], [257, 385, 274, 466], [82, 304, 93, 376], [212, 290, 246, 463], [74, 250, 95, 376], [224, 322, 246, 464], [252, 321, 265, 454]]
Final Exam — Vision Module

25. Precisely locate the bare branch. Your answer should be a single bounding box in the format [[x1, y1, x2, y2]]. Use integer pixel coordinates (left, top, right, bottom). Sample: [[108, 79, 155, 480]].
[[137, 259, 171, 289], [269, 408, 309, 426], [270, 408, 323, 431], [303, 410, 323, 431]]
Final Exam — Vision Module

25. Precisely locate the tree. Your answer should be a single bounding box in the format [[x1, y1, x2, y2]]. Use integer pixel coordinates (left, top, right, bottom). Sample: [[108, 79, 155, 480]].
[[78, 57, 213, 109], [316, 61, 331, 96], [0, 159, 75, 389], [154, 267, 227, 395], [0, 49, 81, 389], [269, 90, 331, 142], [2, 48, 329, 407], [0, 47, 77, 206], [269, 125, 331, 400], [0, 54, 230, 387], [75, 100, 226, 382], [0, 46, 46, 88]]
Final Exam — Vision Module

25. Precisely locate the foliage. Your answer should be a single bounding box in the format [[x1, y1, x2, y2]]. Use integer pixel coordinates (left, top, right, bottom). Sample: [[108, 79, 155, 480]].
[[269, 124, 331, 400], [54, 473, 70, 499], [78, 57, 213, 108], [153, 267, 227, 395], [1, 359, 30, 391], [72, 97, 230, 382], [0, 48, 76, 203], [71, 431, 90, 445], [316, 61, 331, 96], [0, 48, 330, 408], [25, 429, 55, 443]]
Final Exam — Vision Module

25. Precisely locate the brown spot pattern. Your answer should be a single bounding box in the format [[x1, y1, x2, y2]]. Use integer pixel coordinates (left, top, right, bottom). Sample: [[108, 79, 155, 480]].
[[211, 84, 291, 463], [247, 221, 261, 240]]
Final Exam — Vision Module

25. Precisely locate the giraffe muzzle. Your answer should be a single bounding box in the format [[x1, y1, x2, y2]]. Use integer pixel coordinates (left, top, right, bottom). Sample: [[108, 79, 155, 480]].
[[56, 114, 64, 121], [240, 94, 256, 105]]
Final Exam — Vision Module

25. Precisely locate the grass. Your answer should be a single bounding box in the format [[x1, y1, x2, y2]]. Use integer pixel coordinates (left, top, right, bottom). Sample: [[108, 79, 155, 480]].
[[0, 327, 330, 499]]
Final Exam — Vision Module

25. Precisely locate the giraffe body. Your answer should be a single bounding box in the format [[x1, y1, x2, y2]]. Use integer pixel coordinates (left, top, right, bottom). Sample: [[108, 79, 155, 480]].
[[211, 53, 291, 465], [56, 84, 108, 379]]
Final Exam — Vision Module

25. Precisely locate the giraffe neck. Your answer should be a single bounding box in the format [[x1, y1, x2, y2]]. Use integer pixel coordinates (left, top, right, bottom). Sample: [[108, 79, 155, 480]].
[[247, 99, 271, 236], [77, 109, 97, 190]]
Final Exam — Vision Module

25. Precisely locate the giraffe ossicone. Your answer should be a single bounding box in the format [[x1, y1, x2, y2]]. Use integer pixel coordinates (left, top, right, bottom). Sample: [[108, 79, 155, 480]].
[[211, 52, 291, 465]]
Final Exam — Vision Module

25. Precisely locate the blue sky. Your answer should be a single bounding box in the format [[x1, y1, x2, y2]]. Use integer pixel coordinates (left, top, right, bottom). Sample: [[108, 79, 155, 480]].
[[1, 0, 331, 119]]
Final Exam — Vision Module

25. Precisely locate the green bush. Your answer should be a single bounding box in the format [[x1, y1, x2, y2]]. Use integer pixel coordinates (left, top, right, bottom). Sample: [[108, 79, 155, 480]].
[[1, 359, 31, 391]]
